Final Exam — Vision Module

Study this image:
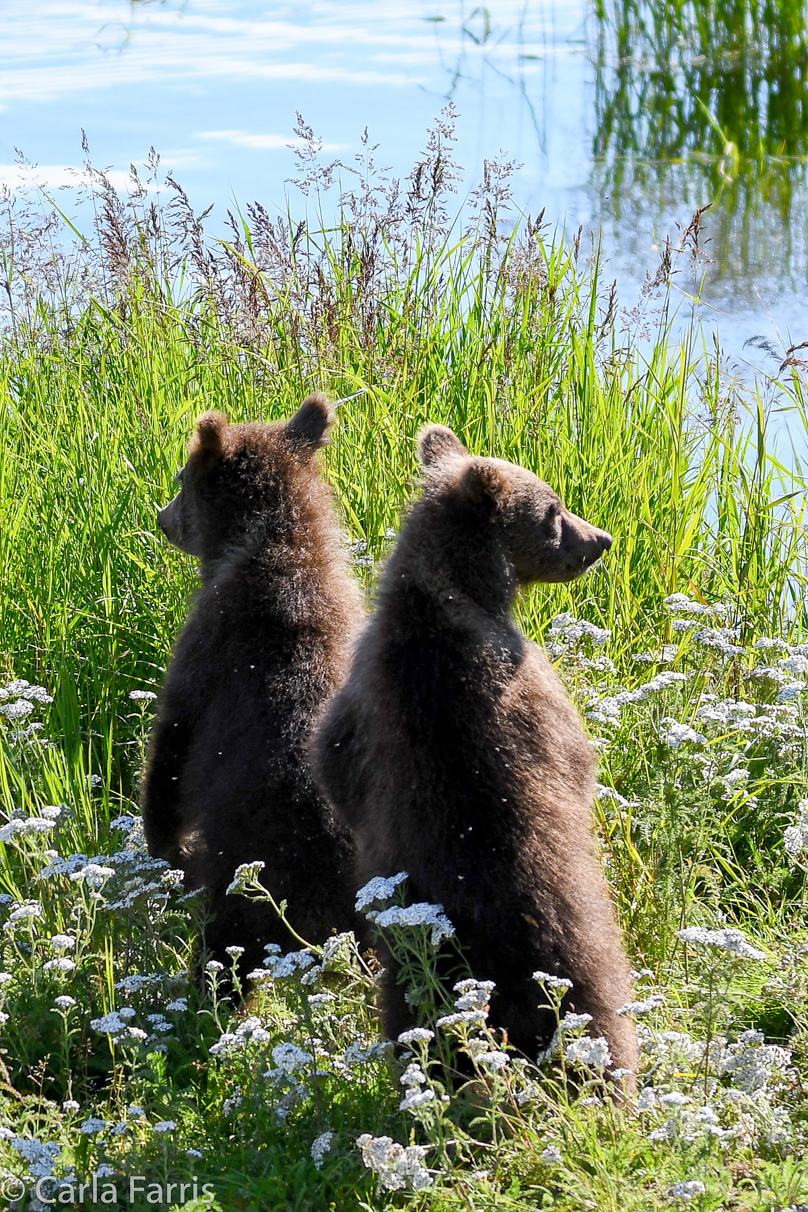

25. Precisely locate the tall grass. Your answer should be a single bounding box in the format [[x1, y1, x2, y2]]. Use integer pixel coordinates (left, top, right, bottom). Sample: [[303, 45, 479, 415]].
[[2, 116, 807, 799]]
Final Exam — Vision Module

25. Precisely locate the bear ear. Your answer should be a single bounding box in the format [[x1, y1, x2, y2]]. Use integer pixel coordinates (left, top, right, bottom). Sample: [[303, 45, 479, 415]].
[[190, 411, 227, 468], [458, 459, 512, 511], [417, 424, 468, 469], [285, 393, 334, 452]]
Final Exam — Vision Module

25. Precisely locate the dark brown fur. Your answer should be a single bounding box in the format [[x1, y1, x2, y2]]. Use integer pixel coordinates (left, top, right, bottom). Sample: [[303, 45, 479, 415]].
[[142, 396, 365, 979], [312, 426, 638, 1081]]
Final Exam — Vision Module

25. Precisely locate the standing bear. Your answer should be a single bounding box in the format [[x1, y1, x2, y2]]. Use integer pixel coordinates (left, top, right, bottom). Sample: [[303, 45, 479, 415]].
[[311, 425, 638, 1080], [142, 395, 365, 979]]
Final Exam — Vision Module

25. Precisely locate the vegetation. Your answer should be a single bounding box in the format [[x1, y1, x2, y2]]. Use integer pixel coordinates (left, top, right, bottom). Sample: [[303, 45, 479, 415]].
[[591, 0, 808, 286], [0, 111, 806, 1209]]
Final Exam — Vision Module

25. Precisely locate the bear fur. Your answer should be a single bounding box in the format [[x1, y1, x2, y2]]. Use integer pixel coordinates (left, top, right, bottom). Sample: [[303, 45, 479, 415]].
[[311, 425, 638, 1081], [142, 396, 365, 979]]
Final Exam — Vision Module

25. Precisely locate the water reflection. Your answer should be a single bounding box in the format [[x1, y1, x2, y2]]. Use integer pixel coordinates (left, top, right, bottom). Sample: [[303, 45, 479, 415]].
[[591, 0, 808, 302]]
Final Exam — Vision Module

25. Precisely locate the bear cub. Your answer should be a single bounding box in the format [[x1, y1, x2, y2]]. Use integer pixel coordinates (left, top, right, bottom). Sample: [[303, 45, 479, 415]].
[[312, 425, 638, 1081], [142, 396, 364, 979]]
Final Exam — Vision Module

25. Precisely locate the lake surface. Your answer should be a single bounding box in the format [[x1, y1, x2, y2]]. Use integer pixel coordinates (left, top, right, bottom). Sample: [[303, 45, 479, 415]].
[[3, 0, 808, 367]]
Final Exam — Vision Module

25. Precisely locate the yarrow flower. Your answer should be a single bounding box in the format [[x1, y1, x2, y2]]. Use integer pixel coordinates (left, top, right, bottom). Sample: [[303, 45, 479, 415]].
[[453, 977, 495, 1011], [475, 1050, 510, 1071], [226, 860, 266, 896], [90, 1012, 127, 1036], [152, 1121, 177, 1133], [397, 1027, 435, 1045], [80, 1118, 106, 1135], [43, 957, 77, 973], [677, 926, 767, 961], [356, 1134, 432, 1191], [311, 1131, 333, 1169], [366, 901, 455, 946], [548, 613, 611, 646], [533, 970, 573, 991], [128, 689, 157, 701], [784, 802, 808, 861], [617, 994, 665, 1016], [354, 871, 408, 911], [565, 1035, 612, 1070], [661, 720, 708, 749], [271, 1043, 313, 1073], [50, 934, 76, 951], [670, 1180, 706, 1200]]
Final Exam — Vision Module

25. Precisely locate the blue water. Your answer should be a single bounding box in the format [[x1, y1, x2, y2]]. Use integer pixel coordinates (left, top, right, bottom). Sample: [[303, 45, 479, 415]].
[[3, 0, 808, 369]]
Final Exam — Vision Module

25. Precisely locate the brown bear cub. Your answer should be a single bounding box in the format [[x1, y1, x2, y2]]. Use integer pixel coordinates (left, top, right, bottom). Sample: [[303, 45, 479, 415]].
[[142, 396, 364, 980], [311, 425, 638, 1082]]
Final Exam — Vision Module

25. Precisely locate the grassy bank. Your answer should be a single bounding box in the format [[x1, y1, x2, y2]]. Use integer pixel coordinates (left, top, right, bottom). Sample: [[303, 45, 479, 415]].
[[0, 122, 807, 1209]]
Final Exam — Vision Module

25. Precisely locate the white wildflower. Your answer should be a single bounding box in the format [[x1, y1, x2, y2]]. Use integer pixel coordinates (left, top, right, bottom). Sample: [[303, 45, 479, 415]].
[[69, 863, 114, 887], [6, 900, 43, 925], [661, 719, 708, 749], [664, 594, 713, 615], [225, 860, 266, 895], [166, 998, 188, 1012], [777, 682, 805, 702], [54, 996, 76, 1010], [670, 1180, 706, 1200], [263, 948, 318, 978], [356, 1134, 432, 1192], [114, 973, 162, 992], [342, 1040, 393, 1067], [453, 978, 495, 1011], [784, 802, 808, 860], [533, 970, 574, 991], [311, 1131, 333, 1169], [660, 1092, 691, 1106], [548, 613, 611, 646], [128, 689, 157, 701], [399, 1086, 436, 1111], [90, 1012, 127, 1036], [152, 1121, 177, 1133], [617, 994, 665, 1016], [541, 1144, 563, 1163], [272, 1043, 313, 1073], [559, 1012, 593, 1032], [62, 1099, 80, 1112], [677, 926, 767, 961], [80, 1118, 106, 1135], [475, 1050, 510, 1071], [354, 871, 408, 911], [0, 698, 35, 719], [42, 957, 76, 973], [50, 934, 76, 951], [225, 945, 245, 957], [127, 1105, 145, 1118], [0, 815, 55, 840], [779, 654, 808, 675], [367, 901, 454, 945], [397, 1027, 434, 1044], [565, 1036, 611, 1069], [435, 1010, 488, 1028]]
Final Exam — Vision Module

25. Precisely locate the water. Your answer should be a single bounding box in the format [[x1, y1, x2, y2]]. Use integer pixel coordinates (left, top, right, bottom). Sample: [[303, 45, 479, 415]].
[[3, 0, 808, 366]]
